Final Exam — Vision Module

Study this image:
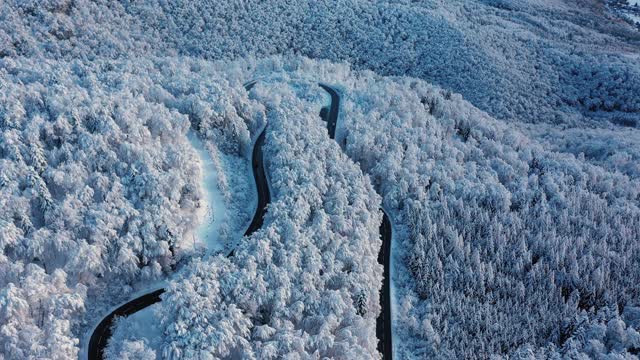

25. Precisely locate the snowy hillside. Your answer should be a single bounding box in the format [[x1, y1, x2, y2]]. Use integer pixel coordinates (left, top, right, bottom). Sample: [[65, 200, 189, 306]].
[[1, 0, 640, 359]]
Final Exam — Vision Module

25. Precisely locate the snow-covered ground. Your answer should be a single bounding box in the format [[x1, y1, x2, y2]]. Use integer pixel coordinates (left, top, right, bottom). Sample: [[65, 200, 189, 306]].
[[627, 13, 640, 23], [103, 304, 163, 359], [625, 0, 640, 23], [185, 131, 228, 253]]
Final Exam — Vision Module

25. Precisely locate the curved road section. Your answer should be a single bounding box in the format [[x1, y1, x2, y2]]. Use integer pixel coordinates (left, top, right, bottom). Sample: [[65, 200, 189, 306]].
[[87, 81, 268, 360], [319, 83, 393, 360], [244, 122, 270, 236]]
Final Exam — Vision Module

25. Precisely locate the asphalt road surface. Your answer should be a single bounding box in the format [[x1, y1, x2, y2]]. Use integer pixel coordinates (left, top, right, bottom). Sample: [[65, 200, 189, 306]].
[[243, 123, 270, 236]]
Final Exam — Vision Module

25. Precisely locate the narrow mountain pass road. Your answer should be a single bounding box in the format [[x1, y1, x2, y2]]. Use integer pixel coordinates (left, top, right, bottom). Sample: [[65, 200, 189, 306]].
[[319, 83, 393, 360], [87, 81, 268, 360]]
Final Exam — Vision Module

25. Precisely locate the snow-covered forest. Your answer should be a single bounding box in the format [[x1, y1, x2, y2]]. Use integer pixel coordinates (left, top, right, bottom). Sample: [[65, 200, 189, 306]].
[[151, 82, 383, 358], [338, 74, 640, 358], [0, 56, 262, 358], [4, 0, 640, 128], [1, 0, 640, 359]]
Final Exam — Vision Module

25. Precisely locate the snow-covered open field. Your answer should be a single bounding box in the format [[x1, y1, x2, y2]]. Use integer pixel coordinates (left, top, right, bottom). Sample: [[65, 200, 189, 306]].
[[1, 1, 640, 359]]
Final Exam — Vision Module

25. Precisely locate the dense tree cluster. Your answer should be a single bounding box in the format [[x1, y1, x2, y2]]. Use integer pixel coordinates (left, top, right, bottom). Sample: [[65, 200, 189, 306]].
[[0, 264, 86, 358], [0, 57, 196, 357], [0, 55, 265, 357], [524, 123, 640, 182]]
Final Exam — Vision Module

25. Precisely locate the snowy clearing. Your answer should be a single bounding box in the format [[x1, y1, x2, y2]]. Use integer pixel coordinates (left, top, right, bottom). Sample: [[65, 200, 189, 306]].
[[185, 131, 227, 253]]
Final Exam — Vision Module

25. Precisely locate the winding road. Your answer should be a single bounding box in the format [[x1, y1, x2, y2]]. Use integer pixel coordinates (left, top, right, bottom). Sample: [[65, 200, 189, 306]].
[[319, 83, 393, 360], [88, 80, 392, 360], [87, 81, 268, 360]]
